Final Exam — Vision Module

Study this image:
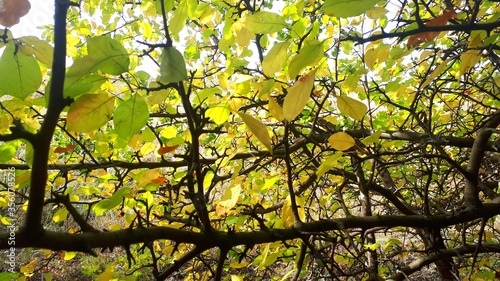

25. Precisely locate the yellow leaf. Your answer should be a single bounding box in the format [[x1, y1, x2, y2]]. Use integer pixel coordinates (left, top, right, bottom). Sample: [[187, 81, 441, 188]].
[[138, 169, 160, 189], [97, 265, 115, 281], [328, 132, 356, 151], [233, 22, 254, 47], [206, 106, 231, 125], [283, 69, 317, 121], [63, 252, 77, 260], [267, 97, 285, 121], [229, 261, 249, 269], [218, 184, 241, 209], [262, 41, 290, 75], [238, 112, 273, 153], [336, 96, 367, 121], [281, 195, 305, 228], [52, 208, 68, 223], [363, 243, 380, 251], [258, 243, 271, 269], [364, 47, 377, 69], [231, 276, 244, 281], [458, 32, 484, 77]]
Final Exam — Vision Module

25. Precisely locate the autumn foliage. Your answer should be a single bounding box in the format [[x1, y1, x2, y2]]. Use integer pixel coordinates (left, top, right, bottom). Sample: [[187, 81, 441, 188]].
[[0, 0, 499, 280]]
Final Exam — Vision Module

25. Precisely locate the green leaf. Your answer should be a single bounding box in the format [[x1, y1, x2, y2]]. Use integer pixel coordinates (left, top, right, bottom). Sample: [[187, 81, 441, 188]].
[[113, 94, 149, 139], [0, 41, 42, 99], [94, 188, 131, 216], [288, 41, 324, 78], [159, 47, 188, 84], [262, 41, 290, 75], [238, 112, 273, 153], [242, 11, 287, 34], [67, 92, 115, 133], [336, 96, 368, 121], [328, 132, 356, 151], [87, 36, 130, 75], [0, 141, 20, 163], [323, 0, 381, 18], [283, 69, 317, 121]]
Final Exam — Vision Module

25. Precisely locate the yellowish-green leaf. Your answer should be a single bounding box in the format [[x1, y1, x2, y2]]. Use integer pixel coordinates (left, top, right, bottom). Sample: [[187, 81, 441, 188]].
[[422, 58, 451, 88], [52, 208, 68, 223], [169, 0, 188, 34], [229, 261, 249, 269], [336, 96, 367, 121], [323, 0, 380, 18], [262, 41, 290, 75], [238, 112, 273, 153], [328, 132, 356, 151], [289, 41, 324, 78], [363, 243, 380, 251], [0, 41, 42, 99], [67, 92, 115, 133], [267, 97, 285, 121], [206, 106, 231, 125], [361, 130, 382, 146], [283, 69, 317, 121], [113, 94, 149, 139], [242, 11, 287, 34], [87, 36, 130, 75], [282, 195, 306, 228], [366, 7, 388, 19], [342, 68, 366, 92], [316, 152, 343, 177], [160, 47, 188, 84], [18, 36, 54, 65]]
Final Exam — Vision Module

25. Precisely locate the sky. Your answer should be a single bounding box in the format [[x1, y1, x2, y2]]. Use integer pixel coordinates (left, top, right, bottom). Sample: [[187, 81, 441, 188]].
[[11, 1, 54, 38]]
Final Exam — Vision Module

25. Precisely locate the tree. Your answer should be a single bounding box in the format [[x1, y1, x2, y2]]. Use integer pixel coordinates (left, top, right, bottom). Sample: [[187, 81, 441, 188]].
[[0, 0, 499, 280]]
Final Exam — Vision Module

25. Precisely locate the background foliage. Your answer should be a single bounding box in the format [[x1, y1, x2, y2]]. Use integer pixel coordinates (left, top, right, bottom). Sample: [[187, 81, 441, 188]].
[[1, 0, 500, 280]]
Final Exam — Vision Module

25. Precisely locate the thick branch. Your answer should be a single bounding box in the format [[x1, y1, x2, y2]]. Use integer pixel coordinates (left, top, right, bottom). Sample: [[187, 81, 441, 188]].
[[2, 203, 500, 251], [24, 0, 73, 233], [464, 111, 500, 208], [344, 20, 500, 45]]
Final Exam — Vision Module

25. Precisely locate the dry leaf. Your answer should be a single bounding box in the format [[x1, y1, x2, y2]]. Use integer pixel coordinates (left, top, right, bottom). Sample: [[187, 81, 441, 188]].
[[407, 9, 456, 48], [158, 145, 179, 155], [54, 144, 76, 154], [0, 0, 31, 27]]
